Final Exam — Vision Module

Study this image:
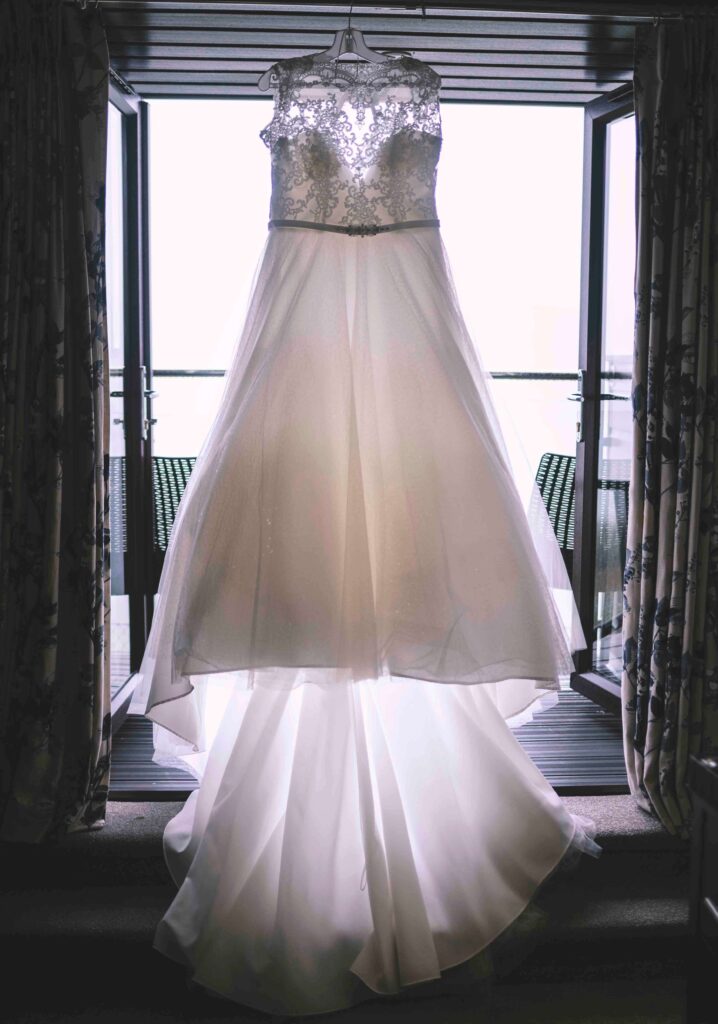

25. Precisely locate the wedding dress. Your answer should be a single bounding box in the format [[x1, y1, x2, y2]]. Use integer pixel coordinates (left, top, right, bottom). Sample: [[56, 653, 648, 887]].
[[134, 51, 602, 1017]]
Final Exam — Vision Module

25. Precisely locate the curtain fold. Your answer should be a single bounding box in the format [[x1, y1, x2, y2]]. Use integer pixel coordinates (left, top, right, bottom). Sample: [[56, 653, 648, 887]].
[[0, 0, 111, 842], [623, 17, 718, 837]]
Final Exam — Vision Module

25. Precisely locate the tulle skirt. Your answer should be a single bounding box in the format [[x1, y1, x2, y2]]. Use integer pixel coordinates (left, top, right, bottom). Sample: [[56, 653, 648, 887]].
[[134, 223, 602, 1016]]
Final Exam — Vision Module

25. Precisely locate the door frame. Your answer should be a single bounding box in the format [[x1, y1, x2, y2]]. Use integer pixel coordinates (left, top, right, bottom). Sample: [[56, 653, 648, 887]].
[[109, 82, 155, 680], [108, 79, 636, 718], [570, 82, 634, 715]]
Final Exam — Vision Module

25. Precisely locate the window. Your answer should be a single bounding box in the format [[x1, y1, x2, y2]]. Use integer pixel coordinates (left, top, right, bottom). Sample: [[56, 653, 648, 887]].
[[136, 92, 635, 722], [148, 100, 584, 483], [148, 100, 271, 456], [593, 112, 635, 681]]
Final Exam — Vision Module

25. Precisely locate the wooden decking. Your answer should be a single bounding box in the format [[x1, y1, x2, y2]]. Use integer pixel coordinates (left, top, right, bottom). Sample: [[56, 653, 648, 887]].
[[109, 687, 627, 800]]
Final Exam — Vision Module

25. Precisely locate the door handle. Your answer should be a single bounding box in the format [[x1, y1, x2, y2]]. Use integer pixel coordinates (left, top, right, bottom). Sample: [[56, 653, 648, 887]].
[[569, 371, 585, 442], [568, 392, 629, 401]]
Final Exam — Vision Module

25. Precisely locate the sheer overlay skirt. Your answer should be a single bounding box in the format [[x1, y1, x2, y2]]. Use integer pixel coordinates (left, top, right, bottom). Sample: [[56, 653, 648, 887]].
[[134, 225, 601, 1016]]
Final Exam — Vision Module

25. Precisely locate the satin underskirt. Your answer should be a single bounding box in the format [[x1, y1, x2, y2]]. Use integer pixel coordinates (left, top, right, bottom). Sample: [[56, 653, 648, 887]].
[[134, 224, 602, 1016]]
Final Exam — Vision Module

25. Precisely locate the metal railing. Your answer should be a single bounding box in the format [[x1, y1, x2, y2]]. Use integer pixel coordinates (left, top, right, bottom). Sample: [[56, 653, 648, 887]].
[[109, 368, 632, 381]]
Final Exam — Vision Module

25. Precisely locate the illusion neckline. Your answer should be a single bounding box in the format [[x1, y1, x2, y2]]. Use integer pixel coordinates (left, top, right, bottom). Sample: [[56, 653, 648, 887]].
[[282, 52, 440, 87], [307, 53, 408, 70]]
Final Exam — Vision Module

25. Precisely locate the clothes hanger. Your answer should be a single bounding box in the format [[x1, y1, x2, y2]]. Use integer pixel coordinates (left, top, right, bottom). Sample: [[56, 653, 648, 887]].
[[257, 6, 408, 92]]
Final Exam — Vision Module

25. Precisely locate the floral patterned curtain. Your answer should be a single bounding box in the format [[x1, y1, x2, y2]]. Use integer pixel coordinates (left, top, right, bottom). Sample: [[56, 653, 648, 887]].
[[623, 17, 718, 838], [0, 0, 111, 842]]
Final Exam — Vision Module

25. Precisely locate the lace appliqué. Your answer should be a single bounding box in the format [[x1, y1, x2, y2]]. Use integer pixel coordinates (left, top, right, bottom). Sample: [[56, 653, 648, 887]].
[[259, 54, 443, 228]]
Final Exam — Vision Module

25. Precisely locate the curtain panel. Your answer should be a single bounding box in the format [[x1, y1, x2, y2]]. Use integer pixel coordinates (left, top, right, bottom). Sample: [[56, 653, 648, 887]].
[[623, 17, 718, 837], [0, 0, 111, 842]]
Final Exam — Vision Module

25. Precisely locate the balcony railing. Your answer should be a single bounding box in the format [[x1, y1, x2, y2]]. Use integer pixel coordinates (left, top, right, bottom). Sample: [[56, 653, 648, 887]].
[[110, 369, 633, 381]]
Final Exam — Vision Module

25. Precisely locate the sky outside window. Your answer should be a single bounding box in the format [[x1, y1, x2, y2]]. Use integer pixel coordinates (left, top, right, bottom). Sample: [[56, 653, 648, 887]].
[[148, 99, 584, 473]]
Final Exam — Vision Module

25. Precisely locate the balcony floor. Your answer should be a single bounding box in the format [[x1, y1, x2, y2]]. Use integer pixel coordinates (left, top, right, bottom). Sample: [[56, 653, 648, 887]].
[[109, 686, 627, 800]]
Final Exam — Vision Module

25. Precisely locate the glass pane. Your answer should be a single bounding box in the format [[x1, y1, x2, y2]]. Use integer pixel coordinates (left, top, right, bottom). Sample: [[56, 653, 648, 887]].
[[106, 102, 130, 694], [440, 106, 583, 690], [147, 101, 584, 663], [149, 100, 271, 372], [491, 378, 579, 480], [151, 377, 227, 457], [438, 104, 584, 375], [148, 100, 272, 575], [593, 113, 635, 681]]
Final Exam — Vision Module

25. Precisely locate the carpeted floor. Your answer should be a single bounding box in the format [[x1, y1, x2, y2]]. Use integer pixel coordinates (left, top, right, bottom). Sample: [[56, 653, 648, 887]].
[[5, 977, 687, 1024], [1, 796, 690, 1024]]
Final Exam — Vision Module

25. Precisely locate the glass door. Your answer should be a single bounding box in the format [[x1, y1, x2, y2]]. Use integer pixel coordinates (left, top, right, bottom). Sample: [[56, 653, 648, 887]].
[[571, 85, 635, 712], [107, 84, 154, 721], [593, 112, 635, 681], [144, 99, 271, 598]]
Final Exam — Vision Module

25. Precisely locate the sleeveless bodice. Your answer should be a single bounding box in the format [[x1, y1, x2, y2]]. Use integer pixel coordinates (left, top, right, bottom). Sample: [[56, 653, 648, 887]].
[[259, 53, 442, 228]]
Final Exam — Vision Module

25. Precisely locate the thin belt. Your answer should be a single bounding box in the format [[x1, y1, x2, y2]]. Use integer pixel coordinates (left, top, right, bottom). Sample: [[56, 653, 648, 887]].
[[267, 218, 440, 237]]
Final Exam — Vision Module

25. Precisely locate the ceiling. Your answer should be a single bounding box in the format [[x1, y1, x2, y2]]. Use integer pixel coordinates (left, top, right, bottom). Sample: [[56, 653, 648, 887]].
[[99, 1, 684, 105]]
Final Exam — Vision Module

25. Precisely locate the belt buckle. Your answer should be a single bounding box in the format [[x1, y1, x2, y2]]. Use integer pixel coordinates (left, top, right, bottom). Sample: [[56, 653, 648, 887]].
[[347, 223, 379, 237]]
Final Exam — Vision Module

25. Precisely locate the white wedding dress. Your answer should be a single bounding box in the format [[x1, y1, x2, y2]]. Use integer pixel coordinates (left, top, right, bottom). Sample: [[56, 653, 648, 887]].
[[134, 52, 602, 1017]]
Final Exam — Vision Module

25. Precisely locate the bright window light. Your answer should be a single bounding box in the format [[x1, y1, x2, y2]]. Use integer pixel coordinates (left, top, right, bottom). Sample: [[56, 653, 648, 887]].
[[148, 99, 584, 476]]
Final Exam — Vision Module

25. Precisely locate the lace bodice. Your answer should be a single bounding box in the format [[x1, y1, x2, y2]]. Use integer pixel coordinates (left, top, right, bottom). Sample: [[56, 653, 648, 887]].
[[259, 53, 443, 228]]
